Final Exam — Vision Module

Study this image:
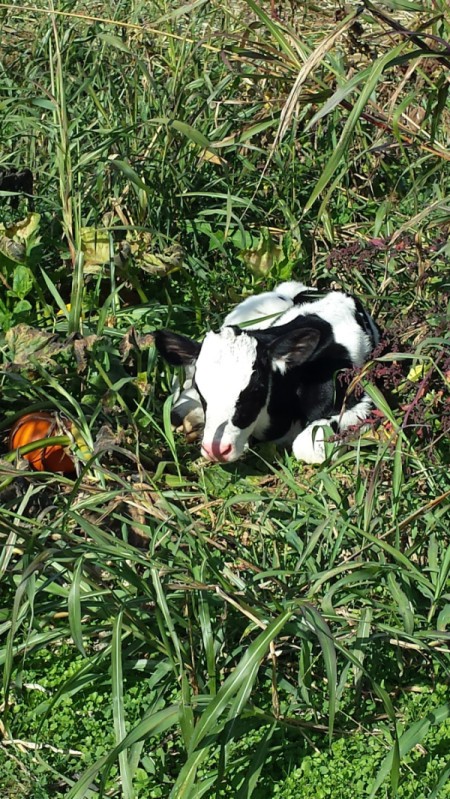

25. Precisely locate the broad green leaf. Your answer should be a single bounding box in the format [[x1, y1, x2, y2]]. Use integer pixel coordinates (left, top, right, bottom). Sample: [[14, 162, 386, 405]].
[[387, 573, 414, 635], [352, 607, 373, 690], [171, 120, 211, 149], [12, 265, 33, 299], [109, 158, 149, 192], [98, 32, 132, 53]]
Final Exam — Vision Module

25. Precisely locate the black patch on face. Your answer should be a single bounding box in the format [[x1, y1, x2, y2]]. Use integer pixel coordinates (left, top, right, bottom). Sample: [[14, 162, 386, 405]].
[[231, 344, 269, 430], [193, 380, 207, 413]]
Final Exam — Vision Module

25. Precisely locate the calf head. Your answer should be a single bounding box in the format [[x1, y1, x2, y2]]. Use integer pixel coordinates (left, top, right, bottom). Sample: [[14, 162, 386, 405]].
[[154, 325, 320, 462]]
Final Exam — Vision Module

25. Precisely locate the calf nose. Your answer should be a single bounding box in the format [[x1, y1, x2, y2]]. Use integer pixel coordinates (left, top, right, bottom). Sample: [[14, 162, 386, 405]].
[[201, 442, 233, 461]]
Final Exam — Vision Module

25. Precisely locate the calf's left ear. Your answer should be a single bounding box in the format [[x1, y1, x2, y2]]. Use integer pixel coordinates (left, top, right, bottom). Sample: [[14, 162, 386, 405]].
[[154, 330, 201, 366], [269, 327, 320, 372]]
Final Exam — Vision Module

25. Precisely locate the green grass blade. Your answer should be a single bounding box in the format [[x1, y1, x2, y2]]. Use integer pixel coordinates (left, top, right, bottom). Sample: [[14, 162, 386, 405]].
[[170, 609, 292, 797], [68, 557, 86, 656], [303, 43, 406, 213], [301, 603, 337, 742], [241, 0, 303, 67], [235, 724, 277, 799], [66, 705, 180, 799], [112, 610, 135, 799]]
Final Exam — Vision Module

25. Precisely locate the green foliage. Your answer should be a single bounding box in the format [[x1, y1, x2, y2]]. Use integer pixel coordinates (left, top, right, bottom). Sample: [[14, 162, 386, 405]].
[[1, 0, 450, 797], [275, 687, 450, 799]]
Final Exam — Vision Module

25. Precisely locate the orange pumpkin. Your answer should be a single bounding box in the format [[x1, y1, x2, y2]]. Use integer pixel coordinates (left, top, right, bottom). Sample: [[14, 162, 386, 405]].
[[9, 412, 75, 473]]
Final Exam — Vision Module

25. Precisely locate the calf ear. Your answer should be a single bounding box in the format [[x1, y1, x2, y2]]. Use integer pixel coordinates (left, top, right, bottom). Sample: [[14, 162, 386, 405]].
[[270, 327, 320, 372], [154, 330, 201, 366]]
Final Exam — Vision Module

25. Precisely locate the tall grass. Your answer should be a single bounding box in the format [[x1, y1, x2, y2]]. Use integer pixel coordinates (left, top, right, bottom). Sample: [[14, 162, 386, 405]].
[[1, 0, 449, 797]]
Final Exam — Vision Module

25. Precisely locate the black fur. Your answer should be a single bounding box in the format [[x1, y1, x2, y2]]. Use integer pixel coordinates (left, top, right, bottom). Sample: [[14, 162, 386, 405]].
[[0, 168, 34, 209]]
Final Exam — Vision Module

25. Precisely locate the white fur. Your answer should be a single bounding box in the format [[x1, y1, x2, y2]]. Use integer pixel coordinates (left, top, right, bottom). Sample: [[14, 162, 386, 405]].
[[339, 396, 374, 431], [291, 397, 375, 463], [195, 328, 263, 459], [223, 281, 312, 330], [292, 421, 330, 464]]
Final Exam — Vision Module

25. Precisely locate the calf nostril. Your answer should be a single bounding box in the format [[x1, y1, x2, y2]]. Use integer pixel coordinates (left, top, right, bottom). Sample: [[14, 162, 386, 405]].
[[201, 442, 233, 461]]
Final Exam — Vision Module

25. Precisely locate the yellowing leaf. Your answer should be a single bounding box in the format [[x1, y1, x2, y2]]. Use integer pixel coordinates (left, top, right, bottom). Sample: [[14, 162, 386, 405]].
[[80, 227, 111, 272], [0, 212, 41, 241], [240, 229, 282, 277], [198, 148, 227, 166], [407, 364, 426, 382]]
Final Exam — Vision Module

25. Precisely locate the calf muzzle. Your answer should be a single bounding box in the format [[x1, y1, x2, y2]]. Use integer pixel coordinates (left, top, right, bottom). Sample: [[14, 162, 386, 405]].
[[201, 441, 234, 462]]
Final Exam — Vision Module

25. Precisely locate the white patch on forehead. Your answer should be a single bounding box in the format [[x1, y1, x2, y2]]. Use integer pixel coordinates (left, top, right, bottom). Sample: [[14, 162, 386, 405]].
[[195, 328, 258, 406]]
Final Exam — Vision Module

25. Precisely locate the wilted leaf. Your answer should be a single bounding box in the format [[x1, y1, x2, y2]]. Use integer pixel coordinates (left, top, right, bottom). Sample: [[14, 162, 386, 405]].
[[120, 326, 140, 362], [73, 334, 99, 373], [406, 364, 426, 382], [5, 324, 68, 366], [140, 243, 185, 275], [198, 148, 227, 166], [136, 333, 155, 350], [0, 237, 26, 263], [94, 424, 121, 454], [120, 328, 156, 362]]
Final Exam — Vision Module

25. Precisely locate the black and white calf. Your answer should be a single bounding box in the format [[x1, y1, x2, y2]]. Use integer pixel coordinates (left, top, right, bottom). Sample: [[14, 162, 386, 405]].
[[154, 281, 380, 464]]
